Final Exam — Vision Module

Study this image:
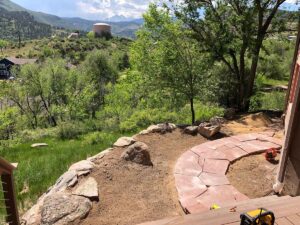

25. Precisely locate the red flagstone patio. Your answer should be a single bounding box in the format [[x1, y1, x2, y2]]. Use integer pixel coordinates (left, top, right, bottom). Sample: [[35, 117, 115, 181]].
[[174, 132, 282, 214]]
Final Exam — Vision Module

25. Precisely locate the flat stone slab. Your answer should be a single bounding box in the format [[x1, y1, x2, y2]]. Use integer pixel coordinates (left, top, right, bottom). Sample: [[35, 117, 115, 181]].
[[87, 148, 113, 162], [174, 132, 282, 214], [73, 177, 99, 200], [52, 170, 78, 193], [174, 151, 203, 176], [199, 172, 230, 186], [69, 160, 94, 176], [219, 146, 249, 162], [202, 159, 230, 175], [31, 143, 48, 148], [174, 174, 207, 199], [195, 185, 249, 210]]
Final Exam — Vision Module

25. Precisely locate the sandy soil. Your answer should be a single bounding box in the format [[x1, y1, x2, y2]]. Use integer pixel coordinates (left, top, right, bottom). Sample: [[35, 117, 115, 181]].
[[227, 153, 280, 198], [222, 112, 284, 139], [77, 112, 284, 225], [79, 130, 207, 225]]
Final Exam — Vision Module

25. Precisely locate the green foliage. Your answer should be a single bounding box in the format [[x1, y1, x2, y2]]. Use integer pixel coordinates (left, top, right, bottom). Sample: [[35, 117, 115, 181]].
[[0, 132, 123, 212], [87, 31, 95, 39], [250, 91, 286, 111], [131, 4, 211, 123], [0, 8, 52, 41], [258, 39, 294, 80], [0, 107, 18, 140], [172, 0, 290, 110], [0, 39, 9, 53], [82, 50, 118, 116], [82, 132, 116, 145]]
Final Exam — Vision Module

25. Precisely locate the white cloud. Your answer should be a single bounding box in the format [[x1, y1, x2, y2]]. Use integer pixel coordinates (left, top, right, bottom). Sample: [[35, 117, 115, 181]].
[[77, 0, 153, 19]]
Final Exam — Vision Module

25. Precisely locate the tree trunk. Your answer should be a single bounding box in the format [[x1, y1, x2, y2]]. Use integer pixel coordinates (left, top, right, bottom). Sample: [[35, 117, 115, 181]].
[[243, 38, 264, 111], [190, 98, 195, 125]]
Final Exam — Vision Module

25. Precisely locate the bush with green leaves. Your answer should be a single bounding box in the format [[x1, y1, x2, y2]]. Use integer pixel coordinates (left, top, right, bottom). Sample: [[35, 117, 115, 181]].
[[82, 132, 116, 145]]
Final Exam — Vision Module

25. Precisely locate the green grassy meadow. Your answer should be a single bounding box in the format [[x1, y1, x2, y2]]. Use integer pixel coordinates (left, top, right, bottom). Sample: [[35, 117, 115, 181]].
[[0, 132, 123, 212]]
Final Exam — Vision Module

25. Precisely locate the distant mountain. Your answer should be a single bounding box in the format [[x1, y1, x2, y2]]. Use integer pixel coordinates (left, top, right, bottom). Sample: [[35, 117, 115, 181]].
[[0, 7, 52, 41], [0, 0, 143, 38]]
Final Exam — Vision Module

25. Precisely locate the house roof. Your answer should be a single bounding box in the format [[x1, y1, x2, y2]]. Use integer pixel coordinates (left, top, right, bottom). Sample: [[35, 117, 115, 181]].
[[5, 57, 37, 65]]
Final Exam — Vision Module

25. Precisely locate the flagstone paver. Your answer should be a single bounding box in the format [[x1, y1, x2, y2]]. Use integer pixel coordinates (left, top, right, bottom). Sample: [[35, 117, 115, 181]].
[[174, 132, 282, 214]]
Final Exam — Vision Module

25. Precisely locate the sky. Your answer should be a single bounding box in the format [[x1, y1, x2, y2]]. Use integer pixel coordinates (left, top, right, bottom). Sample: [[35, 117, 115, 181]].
[[10, 0, 299, 21], [11, 0, 153, 20]]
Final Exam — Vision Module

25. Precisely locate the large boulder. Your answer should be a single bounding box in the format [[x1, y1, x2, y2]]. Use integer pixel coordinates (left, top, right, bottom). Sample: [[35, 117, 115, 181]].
[[113, 137, 136, 147], [21, 196, 45, 225], [69, 160, 94, 176], [198, 122, 221, 138], [41, 193, 92, 225], [121, 142, 152, 166], [72, 177, 99, 200], [183, 126, 198, 135]]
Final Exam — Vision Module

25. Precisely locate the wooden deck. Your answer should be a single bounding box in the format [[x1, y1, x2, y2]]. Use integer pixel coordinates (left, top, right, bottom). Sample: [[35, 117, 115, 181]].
[[139, 195, 300, 225]]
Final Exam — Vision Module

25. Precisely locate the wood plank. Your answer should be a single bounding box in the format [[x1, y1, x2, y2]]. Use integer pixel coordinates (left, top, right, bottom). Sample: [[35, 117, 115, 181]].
[[277, 217, 294, 225], [138, 197, 300, 225], [171, 197, 300, 225], [286, 215, 300, 225]]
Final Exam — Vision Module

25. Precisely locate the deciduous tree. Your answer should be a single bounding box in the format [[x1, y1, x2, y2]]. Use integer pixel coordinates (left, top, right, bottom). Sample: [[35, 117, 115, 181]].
[[173, 0, 289, 111]]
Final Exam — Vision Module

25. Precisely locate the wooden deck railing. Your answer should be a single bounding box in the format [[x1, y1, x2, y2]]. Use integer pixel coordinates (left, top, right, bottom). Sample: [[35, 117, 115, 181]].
[[0, 158, 19, 225]]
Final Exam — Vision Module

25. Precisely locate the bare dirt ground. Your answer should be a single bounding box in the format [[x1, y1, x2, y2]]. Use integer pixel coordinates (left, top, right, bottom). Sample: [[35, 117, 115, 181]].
[[80, 130, 207, 225], [225, 112, 284, 198], [227, 153, 280, 198], [78, 112, 284, 225]]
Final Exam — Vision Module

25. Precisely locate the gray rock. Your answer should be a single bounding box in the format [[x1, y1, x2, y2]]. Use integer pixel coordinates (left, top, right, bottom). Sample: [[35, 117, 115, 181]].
[[69, 160, 94, 176], [87, 148, 113, 162], [41, 193, 92, 225], [198, 123, 221, 138], [21, 196, 45, 225], [72, 177, 98, 200], [121, 142, 152, 166], [113, 137, 136, 147], [52, 170, 78, 193], [183, 126, 198, 135], [210, 116, 226, 125], [146, 123, 176, 134], [31, 143, 48, 148]]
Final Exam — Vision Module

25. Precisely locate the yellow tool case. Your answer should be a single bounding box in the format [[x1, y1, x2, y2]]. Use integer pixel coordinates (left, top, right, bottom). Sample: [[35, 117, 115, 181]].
[[240, 208, 275, 225]]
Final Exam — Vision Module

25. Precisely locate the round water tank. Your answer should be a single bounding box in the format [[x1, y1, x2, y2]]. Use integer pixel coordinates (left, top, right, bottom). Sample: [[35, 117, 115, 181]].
[[93, 23, 112, 37]]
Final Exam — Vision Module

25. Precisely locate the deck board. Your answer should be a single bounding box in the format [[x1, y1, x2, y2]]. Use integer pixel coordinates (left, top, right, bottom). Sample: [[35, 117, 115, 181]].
[[286, 215, 300, 225], [139, 196, 300, 225], [277, 217, 294, 225]]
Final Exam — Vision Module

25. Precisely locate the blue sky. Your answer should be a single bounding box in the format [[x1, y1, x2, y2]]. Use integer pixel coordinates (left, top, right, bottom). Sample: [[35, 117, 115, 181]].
[[11, 0, 153, 20], [10, 0, 299, 20]]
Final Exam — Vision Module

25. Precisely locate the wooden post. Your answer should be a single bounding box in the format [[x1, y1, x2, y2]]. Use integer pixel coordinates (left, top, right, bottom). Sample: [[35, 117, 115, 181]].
[[1, 174, 20, 225]]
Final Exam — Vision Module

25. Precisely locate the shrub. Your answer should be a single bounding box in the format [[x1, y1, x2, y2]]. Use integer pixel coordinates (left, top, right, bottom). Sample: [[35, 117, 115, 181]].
[[250, 91, 286, 111], [19, 128, 58, 142], [82, 132, 116, 145], [57, 122, 84, 140]]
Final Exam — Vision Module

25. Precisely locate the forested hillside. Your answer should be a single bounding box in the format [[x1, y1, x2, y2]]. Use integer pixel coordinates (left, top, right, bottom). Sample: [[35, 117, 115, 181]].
[[0, 0, 142, 39], [0, 7, 52, 40]]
